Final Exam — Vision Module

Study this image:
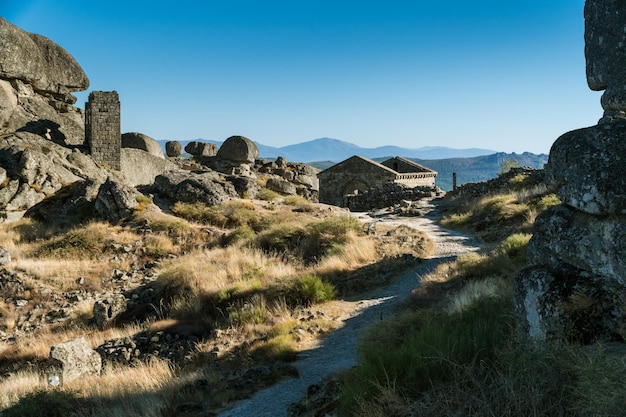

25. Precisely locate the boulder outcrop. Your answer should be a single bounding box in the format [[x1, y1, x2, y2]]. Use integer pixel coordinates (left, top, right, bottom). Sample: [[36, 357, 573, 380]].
[[166, 141, 183, 157], [121, 132, 164, 159], [0, 132, 109, 222], [515, 0, 626, 343], [0, 18, 88, 145], [120, 148, 177, 187], [95, 178, 142, 223], [153, 170, 237, 206], [185, 141, 218, 157]]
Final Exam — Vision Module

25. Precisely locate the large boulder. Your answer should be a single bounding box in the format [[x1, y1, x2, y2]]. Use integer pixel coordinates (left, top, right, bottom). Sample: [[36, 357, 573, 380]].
[[266, 177, 297, 195], [120, 148, 177, 187], [216, 136, 258, 164], [185, 141, 218, 157], [49, 337, 101, 383], [166, 141, 183, 157], [546, 121, 626, 215], [121, 132, 164, 159], [154, 170, 237, 206], [0, 18, 88, 145], [585, 0, 626, 119], [0, 18, 88, 97]]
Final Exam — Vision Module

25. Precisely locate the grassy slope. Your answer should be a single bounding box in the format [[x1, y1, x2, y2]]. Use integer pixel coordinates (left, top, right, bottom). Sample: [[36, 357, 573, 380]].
[[0, 190, 433, 416]]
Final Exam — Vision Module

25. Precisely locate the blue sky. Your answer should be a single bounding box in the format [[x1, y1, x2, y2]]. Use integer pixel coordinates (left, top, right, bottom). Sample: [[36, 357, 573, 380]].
[[2, 0, 599, 154]]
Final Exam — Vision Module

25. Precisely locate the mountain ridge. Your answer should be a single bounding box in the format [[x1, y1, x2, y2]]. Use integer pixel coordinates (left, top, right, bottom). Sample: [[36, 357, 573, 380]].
[[158, 137, 502, 162]]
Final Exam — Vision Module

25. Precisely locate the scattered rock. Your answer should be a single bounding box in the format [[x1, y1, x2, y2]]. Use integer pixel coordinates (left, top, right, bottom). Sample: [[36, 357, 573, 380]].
[[93, 294, 128, 330], [95, 178, 141, 222], [49, 337, 101, 383], [0, 247, 11, 265]]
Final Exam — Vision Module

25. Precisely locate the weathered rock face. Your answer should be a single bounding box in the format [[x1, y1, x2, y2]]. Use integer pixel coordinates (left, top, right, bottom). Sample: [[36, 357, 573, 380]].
[[121, 132, 164, 159], [49, 337, 101, 383], [266, 177, 297, 195], [0, 247, 11, 266], [515, 0, 626, 343], [120, 148, 176, 187], [95, 178, 142, 223], [0, 18, 88, 145], [585, 0, 626, 120], [93, 295, 128, 330], [546, 121, 626, 214], [0, 132, 109, 222], [154, 171, 237, 206]]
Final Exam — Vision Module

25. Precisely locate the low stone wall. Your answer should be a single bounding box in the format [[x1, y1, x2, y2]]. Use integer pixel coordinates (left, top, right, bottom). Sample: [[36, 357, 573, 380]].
[[344, 183, 440, 212], [448, 167, 545, 199]]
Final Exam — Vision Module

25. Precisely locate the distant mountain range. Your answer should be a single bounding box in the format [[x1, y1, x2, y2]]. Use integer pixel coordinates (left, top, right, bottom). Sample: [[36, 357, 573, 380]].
[[158, 137, 498, 162], [158, 137, 548, 191]]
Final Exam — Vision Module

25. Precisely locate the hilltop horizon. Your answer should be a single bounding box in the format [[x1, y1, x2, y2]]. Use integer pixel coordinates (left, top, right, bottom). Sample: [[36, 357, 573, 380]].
[[159, 136, 547, 163]]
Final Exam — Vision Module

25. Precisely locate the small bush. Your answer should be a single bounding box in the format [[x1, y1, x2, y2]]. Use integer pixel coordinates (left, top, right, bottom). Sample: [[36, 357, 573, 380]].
[[529, 193, 560, 214], [222, 225, 255, 246], [34, 223, 110, 259], [256, 223, 307, 254], [251, 334, 297, 361], [257, 188, 279, 201], [293, 274, 336, 305], [283, 195, 306, 206]]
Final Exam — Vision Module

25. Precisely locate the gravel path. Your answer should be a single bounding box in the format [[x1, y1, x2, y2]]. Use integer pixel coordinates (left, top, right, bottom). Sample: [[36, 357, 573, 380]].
[[219, 199, 480, 417]]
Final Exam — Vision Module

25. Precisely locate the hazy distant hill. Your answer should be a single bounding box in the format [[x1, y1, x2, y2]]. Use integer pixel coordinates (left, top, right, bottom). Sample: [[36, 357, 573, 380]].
[[158, 137, 496, 162]]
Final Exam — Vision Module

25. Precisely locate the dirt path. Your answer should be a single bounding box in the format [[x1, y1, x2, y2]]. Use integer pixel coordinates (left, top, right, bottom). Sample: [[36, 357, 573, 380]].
[[219, 199, 480, 417]]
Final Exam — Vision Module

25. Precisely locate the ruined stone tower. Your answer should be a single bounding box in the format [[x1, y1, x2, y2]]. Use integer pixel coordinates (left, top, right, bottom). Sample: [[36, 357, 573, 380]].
[[85, 91, 121, 170]]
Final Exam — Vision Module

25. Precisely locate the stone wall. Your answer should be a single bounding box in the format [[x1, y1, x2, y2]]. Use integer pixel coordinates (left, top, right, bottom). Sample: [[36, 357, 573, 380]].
[[318, 156, 397, 206], [345, 183, 438, 211], [86, 91, 121, 170]]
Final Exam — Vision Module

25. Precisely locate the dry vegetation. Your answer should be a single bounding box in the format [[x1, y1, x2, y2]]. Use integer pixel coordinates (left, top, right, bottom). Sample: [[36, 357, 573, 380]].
[[342, 171, 626, 417], [0, 195, 432, 416]]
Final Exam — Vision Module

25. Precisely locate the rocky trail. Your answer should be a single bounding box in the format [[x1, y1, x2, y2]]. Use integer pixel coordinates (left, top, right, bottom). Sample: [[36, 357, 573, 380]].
[[219, 198, 481, 416]]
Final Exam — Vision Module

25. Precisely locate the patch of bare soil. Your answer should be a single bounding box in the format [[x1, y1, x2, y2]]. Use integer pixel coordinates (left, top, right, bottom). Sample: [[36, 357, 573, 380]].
[[218, 198, 481, 416]]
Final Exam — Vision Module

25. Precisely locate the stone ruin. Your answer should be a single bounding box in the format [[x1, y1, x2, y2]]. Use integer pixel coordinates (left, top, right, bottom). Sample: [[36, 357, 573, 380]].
[[85, 91, 121, 170], [514, 0, 626, 343]]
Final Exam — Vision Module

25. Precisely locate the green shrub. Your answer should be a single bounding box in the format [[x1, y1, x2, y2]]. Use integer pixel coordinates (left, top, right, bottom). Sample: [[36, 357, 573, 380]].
[[256, 223, 307, 254], [251, 334, 297, 361], [293, 274, 336, 305], [529, 193, 560, 214], [171, 201, 228, 227], [257, 188, 279, 201], [496, 233, 531, 260], [222, 225, 255, 246], [283, 195, 306, 206], [35, 225, 108, 258]]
